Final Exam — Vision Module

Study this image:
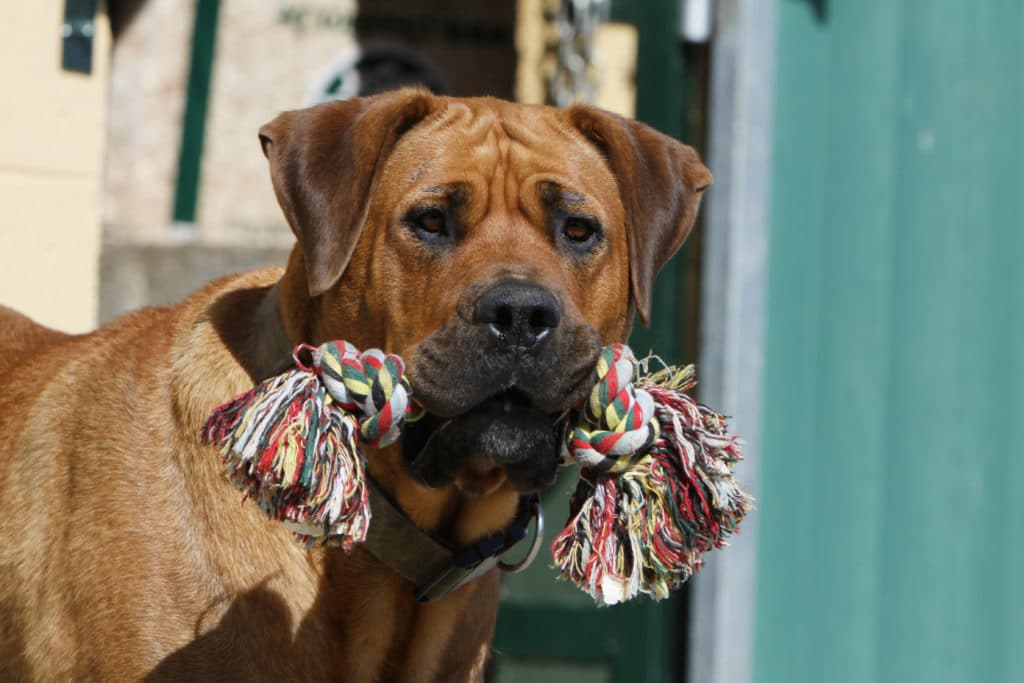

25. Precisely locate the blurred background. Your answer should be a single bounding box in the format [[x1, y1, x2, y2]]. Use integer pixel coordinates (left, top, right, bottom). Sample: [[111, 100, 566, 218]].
[[1, 1, 1020, 681]]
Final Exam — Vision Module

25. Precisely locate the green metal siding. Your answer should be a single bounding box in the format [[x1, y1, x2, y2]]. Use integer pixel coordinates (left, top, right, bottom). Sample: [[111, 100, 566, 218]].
[[756, 2, 1023, 682]]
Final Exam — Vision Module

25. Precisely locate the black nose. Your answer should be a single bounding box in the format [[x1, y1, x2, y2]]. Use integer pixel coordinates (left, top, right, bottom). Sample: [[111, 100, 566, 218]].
[[472, 280, 562, 352]]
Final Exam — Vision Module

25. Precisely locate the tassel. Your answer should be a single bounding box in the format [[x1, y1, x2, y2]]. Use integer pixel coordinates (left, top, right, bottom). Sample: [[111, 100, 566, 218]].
[[201, 342, 420, 550], [551, 344, 752, 605]]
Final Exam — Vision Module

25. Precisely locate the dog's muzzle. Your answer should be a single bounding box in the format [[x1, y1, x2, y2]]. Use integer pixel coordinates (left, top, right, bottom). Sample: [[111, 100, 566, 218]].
[[403, 278, 601, 493]]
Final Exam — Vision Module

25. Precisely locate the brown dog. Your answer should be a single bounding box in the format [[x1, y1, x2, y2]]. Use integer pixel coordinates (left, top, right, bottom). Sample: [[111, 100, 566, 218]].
[[0, 89, 710, 681]]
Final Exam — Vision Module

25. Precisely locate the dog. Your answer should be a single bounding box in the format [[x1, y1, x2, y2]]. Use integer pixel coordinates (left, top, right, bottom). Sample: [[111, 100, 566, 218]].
[[0, 88, 710, 681]]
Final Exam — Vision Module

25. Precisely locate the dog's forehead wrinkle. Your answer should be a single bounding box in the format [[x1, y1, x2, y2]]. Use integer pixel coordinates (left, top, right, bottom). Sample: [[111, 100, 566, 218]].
[[541, 182, 589, 210], [402, 113, 591, 224], [413, 183, 469, 203], [408, 164, 430, 183], [432, 100, 475, 130]]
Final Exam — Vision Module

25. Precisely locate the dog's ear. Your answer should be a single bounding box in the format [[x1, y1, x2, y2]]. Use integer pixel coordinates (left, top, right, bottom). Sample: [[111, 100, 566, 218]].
[[566, 106, 712, 325], [259, 89, 436, 296]]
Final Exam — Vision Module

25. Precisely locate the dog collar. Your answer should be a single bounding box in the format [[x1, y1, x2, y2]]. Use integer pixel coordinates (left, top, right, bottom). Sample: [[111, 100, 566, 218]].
[[362, 478, 543, 602]]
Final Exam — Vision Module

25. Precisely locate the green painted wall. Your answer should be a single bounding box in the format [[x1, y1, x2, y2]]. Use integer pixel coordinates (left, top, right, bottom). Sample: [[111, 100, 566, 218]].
[[755, 2, 1023, 682]]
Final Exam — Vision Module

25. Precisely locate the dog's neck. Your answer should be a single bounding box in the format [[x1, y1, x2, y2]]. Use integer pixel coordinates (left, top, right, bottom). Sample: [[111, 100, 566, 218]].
[[247, 279, 296, 379]]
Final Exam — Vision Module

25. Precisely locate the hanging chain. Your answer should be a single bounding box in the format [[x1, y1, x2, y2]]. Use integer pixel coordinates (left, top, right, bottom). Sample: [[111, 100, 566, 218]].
[[545, 0, 611, 107]]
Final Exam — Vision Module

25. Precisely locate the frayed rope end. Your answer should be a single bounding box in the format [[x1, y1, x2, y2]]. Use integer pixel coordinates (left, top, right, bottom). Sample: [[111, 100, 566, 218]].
[[200, 341, 417, 550], [551, 345, 752, 606]]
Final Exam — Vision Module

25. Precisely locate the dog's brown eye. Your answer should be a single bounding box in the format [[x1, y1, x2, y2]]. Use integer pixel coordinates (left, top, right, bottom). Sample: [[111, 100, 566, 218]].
[[404, 207, 452, 244], [417, 209, 446, 235], [562, 217, 597, 243]]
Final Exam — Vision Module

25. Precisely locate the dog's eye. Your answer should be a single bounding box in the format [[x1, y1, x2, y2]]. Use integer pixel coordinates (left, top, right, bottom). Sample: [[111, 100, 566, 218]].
[[416, 209, 446, 235], [404, 207, 451, 243], [561, 216, 600, 245]]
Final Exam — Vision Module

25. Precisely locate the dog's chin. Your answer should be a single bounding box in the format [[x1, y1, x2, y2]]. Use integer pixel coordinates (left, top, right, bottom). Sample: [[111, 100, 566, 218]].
[[401, 390, 562, 495]]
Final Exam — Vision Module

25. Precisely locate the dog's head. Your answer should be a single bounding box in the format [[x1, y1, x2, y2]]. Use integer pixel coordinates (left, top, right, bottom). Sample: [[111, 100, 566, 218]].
[[259, 88, 710, 497]]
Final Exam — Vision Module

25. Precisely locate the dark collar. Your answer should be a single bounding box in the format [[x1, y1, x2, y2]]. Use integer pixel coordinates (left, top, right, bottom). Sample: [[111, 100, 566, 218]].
[[251, 281, 542, 602], [364, 479, 541, 602]]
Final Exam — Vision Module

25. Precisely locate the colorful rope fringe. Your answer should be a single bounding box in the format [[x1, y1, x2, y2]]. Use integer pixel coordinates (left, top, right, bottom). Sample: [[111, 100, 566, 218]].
[[551, 344, 752, 605], [201, 341, 422, 550], [201, 340, 750, 603]]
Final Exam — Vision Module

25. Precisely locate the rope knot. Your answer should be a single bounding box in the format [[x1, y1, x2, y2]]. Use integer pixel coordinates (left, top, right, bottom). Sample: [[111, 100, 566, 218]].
[[566, 343, 660, 473], [312, 341, 422, 448]]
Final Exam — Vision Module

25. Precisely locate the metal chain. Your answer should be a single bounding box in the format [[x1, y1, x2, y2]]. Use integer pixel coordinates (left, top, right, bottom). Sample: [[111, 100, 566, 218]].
[[545, 0, 611, 107]]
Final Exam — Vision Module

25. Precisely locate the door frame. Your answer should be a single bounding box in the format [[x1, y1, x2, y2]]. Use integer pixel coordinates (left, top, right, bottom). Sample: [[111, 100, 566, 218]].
[[688, 2, 778, 683]]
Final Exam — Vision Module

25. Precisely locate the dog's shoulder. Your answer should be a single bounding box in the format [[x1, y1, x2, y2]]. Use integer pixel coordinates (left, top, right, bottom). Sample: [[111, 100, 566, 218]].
[[166, 267, 287, 430], [0, 305, 74, 376]]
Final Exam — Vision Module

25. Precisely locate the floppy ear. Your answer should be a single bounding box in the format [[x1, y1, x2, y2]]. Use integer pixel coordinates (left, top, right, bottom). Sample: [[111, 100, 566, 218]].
[[566, 106, 712, 325], [259, 88, 436, 296]]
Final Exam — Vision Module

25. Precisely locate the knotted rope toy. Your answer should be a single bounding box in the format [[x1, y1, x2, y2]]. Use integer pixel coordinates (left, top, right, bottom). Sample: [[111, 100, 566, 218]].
[[551, 345, 750, 604], [200, 342, 423, 550], [201, 341, 751, 604]]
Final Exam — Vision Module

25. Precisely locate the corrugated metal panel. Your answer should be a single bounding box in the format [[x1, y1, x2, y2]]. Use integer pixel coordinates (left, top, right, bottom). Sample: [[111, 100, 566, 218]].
[[755, 2, 1023, 682]]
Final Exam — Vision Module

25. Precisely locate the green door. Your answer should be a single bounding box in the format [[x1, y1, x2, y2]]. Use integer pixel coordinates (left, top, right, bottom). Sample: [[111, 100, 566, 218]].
[[756, 2, 1023, 682]]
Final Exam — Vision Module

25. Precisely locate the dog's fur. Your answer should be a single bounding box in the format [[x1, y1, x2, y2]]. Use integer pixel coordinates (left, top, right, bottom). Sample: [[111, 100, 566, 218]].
[[0, 89, 709, 681]]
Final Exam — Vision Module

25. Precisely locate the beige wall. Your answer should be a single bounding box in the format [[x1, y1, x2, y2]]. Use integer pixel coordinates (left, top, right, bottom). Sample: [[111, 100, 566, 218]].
[[0, 4, 110, 333], [103, 0, 194, 242], [105, 0, 521, 247], [197, 0, 358, 244]]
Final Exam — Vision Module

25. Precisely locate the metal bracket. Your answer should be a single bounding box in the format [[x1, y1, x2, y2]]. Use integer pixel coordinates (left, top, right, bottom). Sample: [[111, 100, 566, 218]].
[[61, 0, 98, 74]]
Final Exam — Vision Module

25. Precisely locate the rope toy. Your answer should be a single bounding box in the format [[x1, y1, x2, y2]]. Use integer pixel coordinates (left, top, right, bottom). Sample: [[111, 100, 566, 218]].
[[201, 341, 750, 603], [551, 345, 750, 604], [200, 341, 422, 550]]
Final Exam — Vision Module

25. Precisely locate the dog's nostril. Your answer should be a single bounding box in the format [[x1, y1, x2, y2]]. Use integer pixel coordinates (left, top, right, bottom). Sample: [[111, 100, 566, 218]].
[[493, 305, 515, 331], [529, 305, 560, 331]]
